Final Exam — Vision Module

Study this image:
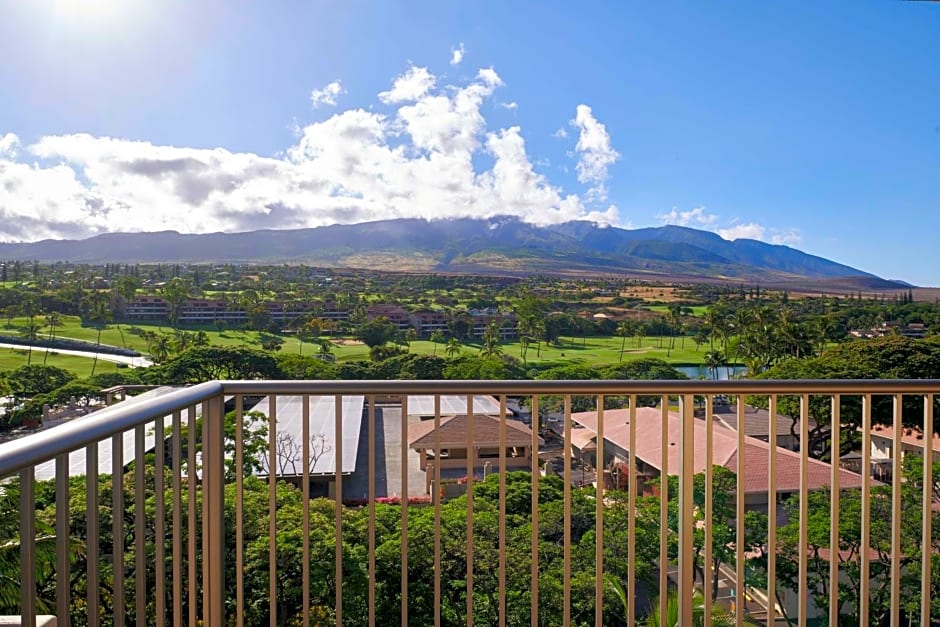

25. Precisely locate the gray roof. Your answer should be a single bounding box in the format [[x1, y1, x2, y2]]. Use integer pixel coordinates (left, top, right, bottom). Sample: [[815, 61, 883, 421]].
[[246, 395, 364, 477], [710, 404, 807, 439], [33, 387, 189, 481], [406, 395, 505, 417]]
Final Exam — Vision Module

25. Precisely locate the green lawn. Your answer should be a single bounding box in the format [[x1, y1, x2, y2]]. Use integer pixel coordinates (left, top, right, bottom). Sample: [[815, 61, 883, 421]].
[[0, 346, 123, 378], [644, 304, 709, 316], [3, 316, 293, 354], [490, 334, 709, 368], [3, 315, 153, 352], [2, 315, 715, 370]]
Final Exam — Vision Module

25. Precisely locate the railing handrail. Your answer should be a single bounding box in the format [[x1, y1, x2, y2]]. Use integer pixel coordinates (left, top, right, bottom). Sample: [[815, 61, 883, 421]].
[[0, 381, 223, 477], [3, 377, 940, 478], [218, 378, 940, 395]]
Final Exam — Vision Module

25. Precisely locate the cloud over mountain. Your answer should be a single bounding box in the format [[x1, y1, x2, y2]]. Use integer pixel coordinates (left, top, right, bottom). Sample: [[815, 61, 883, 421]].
[[0, 61, 624, 242]]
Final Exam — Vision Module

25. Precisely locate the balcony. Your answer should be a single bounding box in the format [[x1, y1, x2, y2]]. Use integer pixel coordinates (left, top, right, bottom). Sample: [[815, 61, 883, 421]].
[[0, 379, 937, 626]]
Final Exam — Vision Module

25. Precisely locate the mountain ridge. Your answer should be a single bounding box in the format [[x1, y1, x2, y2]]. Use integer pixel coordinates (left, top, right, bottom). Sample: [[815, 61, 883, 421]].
[[0, 217, 903, 286]]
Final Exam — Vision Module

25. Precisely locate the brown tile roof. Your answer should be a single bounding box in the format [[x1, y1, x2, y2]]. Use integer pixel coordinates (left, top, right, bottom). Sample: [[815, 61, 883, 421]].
[[867, 424, 940, 454], [409, 414, 537, 449], [571, 407, 867, 495]]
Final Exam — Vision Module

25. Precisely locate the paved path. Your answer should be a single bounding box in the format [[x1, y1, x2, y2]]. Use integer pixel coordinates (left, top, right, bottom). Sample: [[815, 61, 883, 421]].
[[343, 404, 427, 500], [0, 343, 153, 367]]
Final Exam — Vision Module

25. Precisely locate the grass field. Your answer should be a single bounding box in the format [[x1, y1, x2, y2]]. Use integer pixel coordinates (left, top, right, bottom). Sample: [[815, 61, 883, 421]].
[[1, 315, 715, 374], [644, 304, 709, 316], [315, 335, 711, 369], [0, 346, 123, 378]]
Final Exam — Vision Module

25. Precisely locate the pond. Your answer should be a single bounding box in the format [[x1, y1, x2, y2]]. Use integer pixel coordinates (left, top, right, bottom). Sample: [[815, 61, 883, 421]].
[[675, 365, 747, 380]]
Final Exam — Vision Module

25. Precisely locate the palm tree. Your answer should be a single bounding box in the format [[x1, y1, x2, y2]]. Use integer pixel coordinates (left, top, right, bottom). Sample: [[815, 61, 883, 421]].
[[516, 316, 533, 364], [429, 329, 445, 355], [83, 291, 112, 376], [703, 304, 729, 353], [480, 321, 504, 358], [643, 591, 734, 627], [42, 311, 61, 366], [605, 576, 734, 627], [704, 350, 726, 380], [404, 327, 418, 350], [533, 319, 546, 358], [20, 322, 40, 366], [0, 483, 71, 613], [141, 330, 172, 363], [444, 338, 462, 359], [616, 321, 631, 363], [160, 278, 191, 329]]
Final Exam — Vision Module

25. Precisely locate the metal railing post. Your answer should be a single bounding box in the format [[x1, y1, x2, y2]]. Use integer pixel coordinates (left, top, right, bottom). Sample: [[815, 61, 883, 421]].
[[678, 394, 695, 627], [202, 394, 226, 626]]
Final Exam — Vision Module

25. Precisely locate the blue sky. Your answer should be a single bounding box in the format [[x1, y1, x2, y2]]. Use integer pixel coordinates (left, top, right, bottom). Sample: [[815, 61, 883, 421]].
[[1, 1, 938, 284]]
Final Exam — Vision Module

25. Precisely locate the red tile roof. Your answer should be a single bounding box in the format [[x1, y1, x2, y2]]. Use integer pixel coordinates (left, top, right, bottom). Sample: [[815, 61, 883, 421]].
[[571, 407, 867, 495], [867, 424, 940, 454]]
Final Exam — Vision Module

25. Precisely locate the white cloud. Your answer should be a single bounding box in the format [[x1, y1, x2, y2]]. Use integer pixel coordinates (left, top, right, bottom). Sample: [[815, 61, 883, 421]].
[[658, 206, 718, 227], [659, 206, 801, 245], [0, 133, 19, 158], [553, 128, 568, 139], [718, 222, 765, 241], [450, 42, 465, 65], [309, 80, 345, 108], [770, 229, 801, 246], [378, 66, 436, 104], [500, 101, 518, 110], [570, 104, 619, 201], [0, 61, 620, 241], [476, 67, 503, 88]]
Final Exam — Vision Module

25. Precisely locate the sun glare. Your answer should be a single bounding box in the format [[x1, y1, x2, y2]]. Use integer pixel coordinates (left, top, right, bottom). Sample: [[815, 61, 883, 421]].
[[53, 0, 119, 18]]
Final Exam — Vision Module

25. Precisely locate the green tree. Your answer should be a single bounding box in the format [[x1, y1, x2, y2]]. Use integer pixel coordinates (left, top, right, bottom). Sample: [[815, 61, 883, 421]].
[[257, 333, 285, 353], [20, 320, 41, 366], [0, 482, 67, 613], [616, 320, 636, 363], [773, 457, 940, 623], [160, 278, 191, 328], [444, 337, 462, 359], [429, 329, 445, 355], [642, 591, 734, 627], [703, 350, 726, 380], [82, 290, 113, 376], [275, 353, 337, 380], [356, 317, 397, 349], [480, 320, 504, 358], [2, 364, 75, 402], [42, 311, 62, 366], [149, 346, 281, 383]]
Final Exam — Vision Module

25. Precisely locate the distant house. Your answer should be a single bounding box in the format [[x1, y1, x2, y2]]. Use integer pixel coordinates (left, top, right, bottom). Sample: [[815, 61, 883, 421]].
[[849, 323, 892, 339], [570, 407, 867, 511], [467, 311, 517, 340], [367, 303, 412, 330], [126, 296, 169, 320], [900, 323, 928, 338], [710, 404, 803, 451], [853, 424, 940, 482], [408, 414, 540, 491], [408, 309, 448, 338]]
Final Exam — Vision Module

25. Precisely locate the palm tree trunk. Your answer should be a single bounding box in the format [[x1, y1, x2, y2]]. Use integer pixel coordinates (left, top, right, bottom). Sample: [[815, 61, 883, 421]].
[[43, 324, 53, 366], [91, 327, 101, 376]]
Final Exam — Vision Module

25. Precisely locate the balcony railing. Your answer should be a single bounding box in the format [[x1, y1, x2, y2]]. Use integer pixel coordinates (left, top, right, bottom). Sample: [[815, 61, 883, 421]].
[[0, 379, 937, 626]]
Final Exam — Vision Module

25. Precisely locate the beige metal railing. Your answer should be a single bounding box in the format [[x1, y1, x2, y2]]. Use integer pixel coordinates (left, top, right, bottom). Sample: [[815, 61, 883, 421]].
[[0, 379, 938, 626]]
